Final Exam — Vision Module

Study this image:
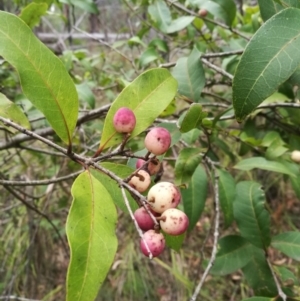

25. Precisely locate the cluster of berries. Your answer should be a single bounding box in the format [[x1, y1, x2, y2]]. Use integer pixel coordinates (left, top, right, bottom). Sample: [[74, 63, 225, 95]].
[[113, 107, 189, 257]]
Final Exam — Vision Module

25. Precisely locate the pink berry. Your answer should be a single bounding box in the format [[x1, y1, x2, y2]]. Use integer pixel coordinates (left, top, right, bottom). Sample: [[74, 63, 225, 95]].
[[136, 158, 146, 169], [136, 158, 162, 176], [160, 208, 189, 235], [198, 8, 208, 17], [113, 107, 136, 133], [144, 127, 171, 155], [140, 229, 165, 257], [134, 207, 155, 231], [147, 182, 181, 214], [129, 170, 151, 193]]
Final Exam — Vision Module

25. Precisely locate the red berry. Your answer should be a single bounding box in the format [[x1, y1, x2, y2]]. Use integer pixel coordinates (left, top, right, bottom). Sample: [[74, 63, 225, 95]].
[[144, 127, 171, 155], [147, 182, 181, 214], [136, 158, 161, 176], [134, 207, 155, 231], [140, 230, 165, 257], [113, 107, 136, 133], [160, 208, 189, 235]]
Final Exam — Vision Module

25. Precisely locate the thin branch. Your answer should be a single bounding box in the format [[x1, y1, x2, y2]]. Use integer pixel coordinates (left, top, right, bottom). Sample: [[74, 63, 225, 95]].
[[0, 104, 110, 150], [0, 116, 150, 205], [74, 26, 137, 70], [0, 297, 40, 301], [120, 186, 153, 259], [160, 50, 244, 69], [202, 49, 244, 58], [19, 145, 66, 157], [266, 257, 287, 301], [201, 58, 233, 80], [160, 57, 234, 80], [165, 0, 250, 40], [190, 158, 220, 301], [0, 171, 81, 186]]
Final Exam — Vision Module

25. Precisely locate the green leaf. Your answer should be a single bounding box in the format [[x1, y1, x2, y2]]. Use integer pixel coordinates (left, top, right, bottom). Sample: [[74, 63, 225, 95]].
[[167, 16, 195, 33], [100, 68, 177, 150], [233, 181, 271, 249], [210, 235, 256, 275], [139, 48, 159, 67], [233, 8, 300, 121], [195, 0, 237, 26], [0, 11, 78, 145], [242, 248, 277, 296], [163, 232, 185, 252], [258, 0, 300, 21], [275, 266, 299, 286], [265, 138, 288, 160], [19, 2, 48, 28], [76, 82, 95, 109], [179, 104, 207, 133], [234, 157, 296, 177], [175, 148, 203, 185], [172, 47, 205, 102], [159, 98, 176, 117], [218, 169, 235, 228], [90, 163, 138, 213], [182, 165, 208, 231], [60, 0, 99, 13], [148, 0, 171, 33], [0, 93, 30, 133], [149, 6, 193, 34], [66, 171, 118, 301], [272, 231, 300, 261]]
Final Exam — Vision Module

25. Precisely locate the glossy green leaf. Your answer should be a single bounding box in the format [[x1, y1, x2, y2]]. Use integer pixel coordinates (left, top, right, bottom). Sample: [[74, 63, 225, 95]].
[[242, 248, 277, 296], [275, 266, 299, 286], [181, 128, 202, 145], [265, 138, 288, 160], [175, 148, 203, 185], [148, 1, 194, 33], [234, 157, 296, 177], [148, 0, 171, 32], [233, 8, 300, 121], [258, 0, 300, 21], [66, 171, 118, 301], [218, 169, 235, 228], [210, 235, 256, 275], [100, 68, 177, 150], [172, 47, 205, 102], [194, 0, 237, 26], [76, 82, 95, 109], [233, 181, 271, 249], [179, 104, 207, 133], [159, 98, 176, 117], [139, 48, 159, 67], [90, 163, 138, 213], [164, 232, 185, 252], [19, 2, 48, 28], [167, 16, 195, 34], [182, 165, 208, 231], [0, 11, 78, 144], [0, 93, 30, 133], [272, 231, 300, 261]]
